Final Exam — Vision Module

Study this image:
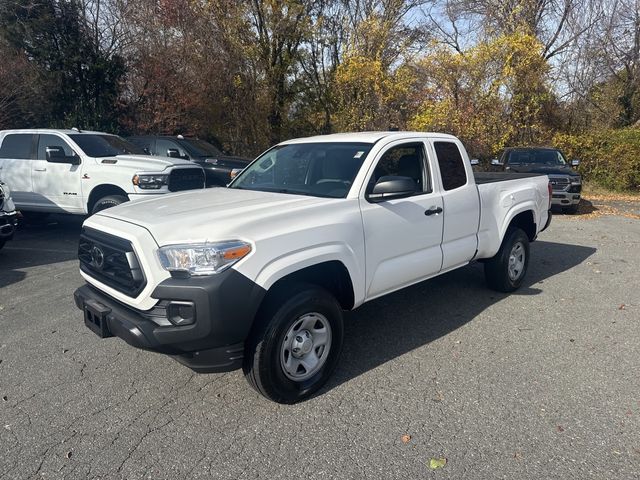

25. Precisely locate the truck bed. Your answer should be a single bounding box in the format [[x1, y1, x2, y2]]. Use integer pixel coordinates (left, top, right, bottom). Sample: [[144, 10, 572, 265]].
[[474, 171, 546, 184]]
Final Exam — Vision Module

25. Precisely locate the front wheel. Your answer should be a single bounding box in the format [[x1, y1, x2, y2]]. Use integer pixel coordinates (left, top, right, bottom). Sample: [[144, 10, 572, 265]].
[[484, 228, 530, 292], [91, 195, 128, 214], [243, 284, 344, 404]]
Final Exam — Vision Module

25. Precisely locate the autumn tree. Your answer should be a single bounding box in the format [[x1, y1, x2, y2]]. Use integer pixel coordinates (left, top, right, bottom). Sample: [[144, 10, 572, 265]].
[[411, 33, 552, 157], [0, 0, 125, 130]]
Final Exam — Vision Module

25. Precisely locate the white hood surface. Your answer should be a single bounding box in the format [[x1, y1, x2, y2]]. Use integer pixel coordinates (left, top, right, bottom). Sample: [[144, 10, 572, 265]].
[[95, 187, 336, 245]]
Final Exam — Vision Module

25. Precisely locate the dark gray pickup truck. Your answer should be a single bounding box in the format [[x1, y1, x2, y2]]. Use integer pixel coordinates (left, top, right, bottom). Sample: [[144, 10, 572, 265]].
[[492, 147, 581, 214]]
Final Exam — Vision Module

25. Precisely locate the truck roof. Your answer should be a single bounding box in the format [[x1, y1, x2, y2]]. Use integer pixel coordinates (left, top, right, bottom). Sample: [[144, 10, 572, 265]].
[[280, 131, 458, 145], [0, 128, 109, 135]]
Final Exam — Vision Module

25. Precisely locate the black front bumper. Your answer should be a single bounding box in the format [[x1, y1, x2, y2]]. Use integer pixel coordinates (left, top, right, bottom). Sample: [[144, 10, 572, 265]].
[[74, 269, 266, 373], [0, 211, 18, 239]]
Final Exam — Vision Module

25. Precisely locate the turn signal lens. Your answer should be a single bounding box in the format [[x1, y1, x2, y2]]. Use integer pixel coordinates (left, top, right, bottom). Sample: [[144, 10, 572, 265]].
[[222, 244, 251, 260]]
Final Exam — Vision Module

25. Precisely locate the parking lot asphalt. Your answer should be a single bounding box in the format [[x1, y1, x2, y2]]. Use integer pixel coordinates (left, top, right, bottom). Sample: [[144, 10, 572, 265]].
[[0, 210, 639, 480]]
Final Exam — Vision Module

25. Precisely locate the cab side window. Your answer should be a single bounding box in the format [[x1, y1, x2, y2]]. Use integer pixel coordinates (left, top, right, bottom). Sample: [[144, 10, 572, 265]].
[[370, 143, 429, 194], [156, 139, 187, 158], [37, 134, 75, 159], [0, 134, 34, 159], [434, 141, 467, 191]]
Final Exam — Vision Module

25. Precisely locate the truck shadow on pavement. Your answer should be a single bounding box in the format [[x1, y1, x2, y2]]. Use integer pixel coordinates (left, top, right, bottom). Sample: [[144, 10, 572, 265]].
[[328, 240, 596, 392], [0, 214, 84, 288]]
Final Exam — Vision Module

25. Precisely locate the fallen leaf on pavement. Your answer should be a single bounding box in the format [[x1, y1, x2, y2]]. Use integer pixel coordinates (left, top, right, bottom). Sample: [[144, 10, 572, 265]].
[[65, 451, 72, 459], [429, 458, 447, 469], [619, 304, 626, 310], [556, 425, 565, 433], [401, 434, 411, 444]]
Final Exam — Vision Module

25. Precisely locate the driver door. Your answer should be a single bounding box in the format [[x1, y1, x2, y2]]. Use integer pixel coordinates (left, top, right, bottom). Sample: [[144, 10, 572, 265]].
[[359, 141, 444, 299], [32, 134, 83, 212]]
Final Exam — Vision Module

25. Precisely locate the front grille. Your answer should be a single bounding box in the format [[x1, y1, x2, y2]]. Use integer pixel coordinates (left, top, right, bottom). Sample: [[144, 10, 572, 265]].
[[78, 228, 146, 297], [168, 167, 205, 192], [549, 176, 570, 191]]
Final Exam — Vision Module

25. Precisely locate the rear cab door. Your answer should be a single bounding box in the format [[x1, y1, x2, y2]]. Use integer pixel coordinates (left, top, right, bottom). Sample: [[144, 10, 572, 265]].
[[0, 132, 37, 207], [359, 139, 444, 299], [32, 133, 84, 213], [429, 138, 480, 270]]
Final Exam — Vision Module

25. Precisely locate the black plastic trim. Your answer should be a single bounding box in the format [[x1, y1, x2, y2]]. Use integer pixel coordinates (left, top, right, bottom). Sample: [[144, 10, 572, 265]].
[[74, 268, 266, 372]]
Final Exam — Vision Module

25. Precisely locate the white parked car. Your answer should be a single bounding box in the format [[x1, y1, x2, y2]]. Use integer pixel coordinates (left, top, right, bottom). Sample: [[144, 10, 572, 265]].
[[74, 132, 552, 403], [0, 180, 18, 250], [0, 129, 206, 217]]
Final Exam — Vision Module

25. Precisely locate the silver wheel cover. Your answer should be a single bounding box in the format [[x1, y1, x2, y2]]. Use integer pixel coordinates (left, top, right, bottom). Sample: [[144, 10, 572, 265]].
[[280, 312, 332, 381]]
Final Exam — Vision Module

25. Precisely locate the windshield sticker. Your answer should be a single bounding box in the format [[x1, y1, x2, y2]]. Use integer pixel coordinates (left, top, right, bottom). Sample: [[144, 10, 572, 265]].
[[354, 151, 364, 159]]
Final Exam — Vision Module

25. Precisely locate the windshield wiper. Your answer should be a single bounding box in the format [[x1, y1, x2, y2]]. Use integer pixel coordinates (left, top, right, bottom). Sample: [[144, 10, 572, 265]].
[[232, 185, 336, 198]]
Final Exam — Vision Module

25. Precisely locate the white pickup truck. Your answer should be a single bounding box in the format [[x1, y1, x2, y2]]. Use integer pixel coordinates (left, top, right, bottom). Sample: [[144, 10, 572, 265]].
[[0, 129, 205, 217], [73, 132, 552, 403]]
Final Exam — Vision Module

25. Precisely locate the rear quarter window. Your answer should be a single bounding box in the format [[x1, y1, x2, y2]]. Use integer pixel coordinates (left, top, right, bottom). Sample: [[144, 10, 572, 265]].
[[434, 141, 467, 191], [0, 134, 34, 159]]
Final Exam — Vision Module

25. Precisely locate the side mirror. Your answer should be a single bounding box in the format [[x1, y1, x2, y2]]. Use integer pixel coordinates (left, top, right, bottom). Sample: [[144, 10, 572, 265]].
[[166, 148, 181, 158], [229, 168, 244, 180], [470, 159, 480, 166], [490, 159, 502, 166], [46, 146, 80, 165], [571, 159, 580, 167], [368, 176, 417, 202]]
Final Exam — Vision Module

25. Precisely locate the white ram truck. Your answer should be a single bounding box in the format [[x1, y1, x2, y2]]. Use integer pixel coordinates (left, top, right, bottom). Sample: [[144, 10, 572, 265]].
[[73, 132, 552, 403], [0, 129, 205, 218]]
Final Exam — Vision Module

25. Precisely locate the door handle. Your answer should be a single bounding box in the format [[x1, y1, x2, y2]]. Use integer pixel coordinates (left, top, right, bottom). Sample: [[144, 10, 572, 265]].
[[34, 168, 47, 172], [424, 206, 443, 216]]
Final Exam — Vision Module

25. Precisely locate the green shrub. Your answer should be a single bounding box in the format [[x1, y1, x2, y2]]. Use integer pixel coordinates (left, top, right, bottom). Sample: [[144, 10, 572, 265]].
[[553, 129, 640, 191]]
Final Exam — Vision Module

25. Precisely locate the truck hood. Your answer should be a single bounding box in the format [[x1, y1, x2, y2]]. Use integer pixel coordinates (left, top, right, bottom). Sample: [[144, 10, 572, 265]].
[[506, 164, 580, 177], [95, 154, 195, 172], [96, 187, 333, 244]]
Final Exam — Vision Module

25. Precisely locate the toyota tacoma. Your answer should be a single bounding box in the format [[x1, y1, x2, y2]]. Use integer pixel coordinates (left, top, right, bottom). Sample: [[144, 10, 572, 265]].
[[74, 132, 552, 403]]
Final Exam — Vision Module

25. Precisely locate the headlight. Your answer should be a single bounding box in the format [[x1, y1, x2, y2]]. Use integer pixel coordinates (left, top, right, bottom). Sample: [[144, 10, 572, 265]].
[[157, 241, 252, 276], [570, 176, 582, 185], [132, 174, 168, 189]]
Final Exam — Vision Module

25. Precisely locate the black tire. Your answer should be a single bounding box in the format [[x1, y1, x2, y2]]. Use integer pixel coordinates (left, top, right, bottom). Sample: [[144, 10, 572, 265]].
[[243, 283, 344, 404], [563, 203, 579, 214], [91, 195, 128, 214], [20, 211, 49, 225], [484, 227, 530, 293]]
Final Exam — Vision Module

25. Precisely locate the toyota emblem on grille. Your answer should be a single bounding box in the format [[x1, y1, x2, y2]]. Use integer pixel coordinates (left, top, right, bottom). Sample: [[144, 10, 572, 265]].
[[91, 246, 105, 269]]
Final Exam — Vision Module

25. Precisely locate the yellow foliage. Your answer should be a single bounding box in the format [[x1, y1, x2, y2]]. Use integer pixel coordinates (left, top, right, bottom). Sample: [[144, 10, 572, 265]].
[[333, 54, 416, 131], [410, 33, 552, 158]]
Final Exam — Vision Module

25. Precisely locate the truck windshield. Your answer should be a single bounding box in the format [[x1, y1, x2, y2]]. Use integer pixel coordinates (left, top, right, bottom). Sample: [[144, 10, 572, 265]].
[[69, 134, 145, 157], [230, 142, 372, 198], [507, 149, 567, 166]]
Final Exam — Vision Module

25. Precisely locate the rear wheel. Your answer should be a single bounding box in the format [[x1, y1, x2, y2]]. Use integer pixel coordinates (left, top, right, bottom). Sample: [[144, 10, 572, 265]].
[[91, 195, 128, 214], [243, 284, 344, 404], [484, 228, 530, 292]]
